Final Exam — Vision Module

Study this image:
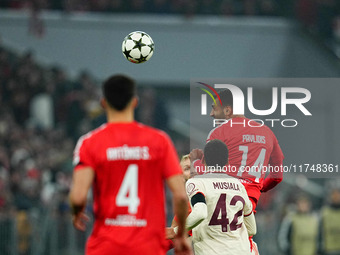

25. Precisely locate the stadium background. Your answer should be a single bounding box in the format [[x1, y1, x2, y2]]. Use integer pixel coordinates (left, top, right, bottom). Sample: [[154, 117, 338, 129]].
[[0, 1, 340, 254]]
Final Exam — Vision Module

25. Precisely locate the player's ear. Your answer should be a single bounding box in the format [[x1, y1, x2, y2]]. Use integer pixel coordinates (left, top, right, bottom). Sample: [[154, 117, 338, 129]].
[[132, 96, 139, 109], [224, 105, 232, 117], [223, 106, 229, 116], [100, 98, 107, 109]]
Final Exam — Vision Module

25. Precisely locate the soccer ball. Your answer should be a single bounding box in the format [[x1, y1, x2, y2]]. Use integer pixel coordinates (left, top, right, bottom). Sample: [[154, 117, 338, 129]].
[[122, 31, 154, 64]]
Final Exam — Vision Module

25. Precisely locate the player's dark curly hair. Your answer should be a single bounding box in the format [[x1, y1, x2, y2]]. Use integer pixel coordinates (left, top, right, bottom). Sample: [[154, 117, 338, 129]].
[[102, 74, 136, 111], [204, 139, 229, 167]]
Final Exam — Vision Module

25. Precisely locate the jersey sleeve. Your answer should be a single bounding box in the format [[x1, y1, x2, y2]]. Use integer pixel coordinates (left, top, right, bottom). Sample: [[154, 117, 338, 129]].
[[73, 136, 96, 171], [262, 134, 284, 192], [241, 184, 253, 216], [269, 134, 284, 168], [161, 133, 183, 179], [206, 125, 222, 142]]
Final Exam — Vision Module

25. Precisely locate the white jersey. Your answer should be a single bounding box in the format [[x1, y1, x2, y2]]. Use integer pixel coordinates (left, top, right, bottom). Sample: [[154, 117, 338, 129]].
[[186, 173, 253, 255]]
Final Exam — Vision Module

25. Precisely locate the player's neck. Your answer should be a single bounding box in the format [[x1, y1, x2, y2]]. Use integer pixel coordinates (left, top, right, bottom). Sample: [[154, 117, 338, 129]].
[[106, 110, 134, 123]]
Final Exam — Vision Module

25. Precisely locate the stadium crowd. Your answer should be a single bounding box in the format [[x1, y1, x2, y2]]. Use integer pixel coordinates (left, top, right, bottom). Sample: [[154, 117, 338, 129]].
[[1, 0, 340, 59], [0, 0, 284, 16], [0, 0, 338, 20]]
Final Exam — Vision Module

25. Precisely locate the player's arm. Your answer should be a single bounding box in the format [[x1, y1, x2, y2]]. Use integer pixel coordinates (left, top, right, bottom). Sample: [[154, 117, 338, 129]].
[[262, 135, 284, 192], [173, 179, 208, 234], [166, 174, 189, 238], [69, 167, 94, 231], [185, 192, 207, 230], [173, 191, 208, 234], [244, 212, 257, 236], [242, 187, 257, 236]]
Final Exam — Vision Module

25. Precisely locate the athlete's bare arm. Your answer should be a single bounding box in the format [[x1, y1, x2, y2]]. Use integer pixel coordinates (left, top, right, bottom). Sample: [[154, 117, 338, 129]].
[[69, 167, 94, 231]]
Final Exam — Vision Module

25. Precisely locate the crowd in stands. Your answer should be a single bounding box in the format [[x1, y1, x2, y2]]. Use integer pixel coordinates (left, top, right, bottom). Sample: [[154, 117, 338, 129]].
[[0, 0, 282, 16], [0, 47, 94, 219], [1, 0, 340, 55], [0, 0, 339, 21]]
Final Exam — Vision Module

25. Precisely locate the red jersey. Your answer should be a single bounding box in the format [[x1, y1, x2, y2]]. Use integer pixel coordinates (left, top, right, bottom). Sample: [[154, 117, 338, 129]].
[[73, 121, 182, 255], [195, 117, 284, 204]]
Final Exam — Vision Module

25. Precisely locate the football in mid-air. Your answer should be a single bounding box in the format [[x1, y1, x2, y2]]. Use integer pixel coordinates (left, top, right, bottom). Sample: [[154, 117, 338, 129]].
[[122, 31, 154, 64]]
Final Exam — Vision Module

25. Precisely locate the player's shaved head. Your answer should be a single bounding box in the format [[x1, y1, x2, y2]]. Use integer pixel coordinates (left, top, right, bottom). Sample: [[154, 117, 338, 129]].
[[102, 74, 136, 111], [204, 139, 229, 167]]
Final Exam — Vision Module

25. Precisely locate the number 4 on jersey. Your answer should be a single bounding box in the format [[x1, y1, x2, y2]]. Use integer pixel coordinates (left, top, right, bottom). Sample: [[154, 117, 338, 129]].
[[116, 164, 140, 214]]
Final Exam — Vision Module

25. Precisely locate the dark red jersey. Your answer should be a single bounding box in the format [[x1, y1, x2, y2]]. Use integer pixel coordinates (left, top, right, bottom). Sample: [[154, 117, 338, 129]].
[[73, 121, 182, 255]]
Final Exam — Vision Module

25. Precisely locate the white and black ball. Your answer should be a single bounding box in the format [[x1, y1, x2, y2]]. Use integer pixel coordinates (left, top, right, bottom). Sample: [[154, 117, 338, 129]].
[[122, 31, 154, 64]]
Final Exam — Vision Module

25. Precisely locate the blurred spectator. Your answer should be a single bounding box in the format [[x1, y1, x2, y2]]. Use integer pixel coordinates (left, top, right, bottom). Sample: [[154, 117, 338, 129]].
[[278, 195, 319, 255], [316, 0, 337, 43], [16, 210, 31, 255], [319, 187, 340, 255], [220, 0, 233, 16], [257, 0, 277, 16], [128, 0, 147, 13], [135, 88, 169, 131], [296, 0, 317, 28], [150, 0, 171, 14], [108, 0, 127, 13]]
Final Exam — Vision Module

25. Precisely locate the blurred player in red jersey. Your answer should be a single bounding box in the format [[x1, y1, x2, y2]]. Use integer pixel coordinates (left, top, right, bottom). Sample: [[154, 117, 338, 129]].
[[192, 89, 284, 212], [69, 74, 192, 255]]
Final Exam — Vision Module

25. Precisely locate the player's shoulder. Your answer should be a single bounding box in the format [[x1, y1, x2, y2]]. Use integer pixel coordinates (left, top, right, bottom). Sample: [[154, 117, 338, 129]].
[[225, 175, 245, 186], [244, 117, 278, 139], [136, 122, 173, 143], [186, 177, 204, 196], [225, 175, 249, 192], [186, 177, 198, 188], [207, 121, 229, 139], [260, 122, 276, 135], [135, 121, 166, 135], [320, 205, 332, 215], [75, 124, 108, 146]]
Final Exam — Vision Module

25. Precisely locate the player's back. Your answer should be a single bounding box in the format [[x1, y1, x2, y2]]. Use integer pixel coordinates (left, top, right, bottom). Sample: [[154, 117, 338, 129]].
[[187, 174, 253, 255], [74, 121, 180, 255]]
